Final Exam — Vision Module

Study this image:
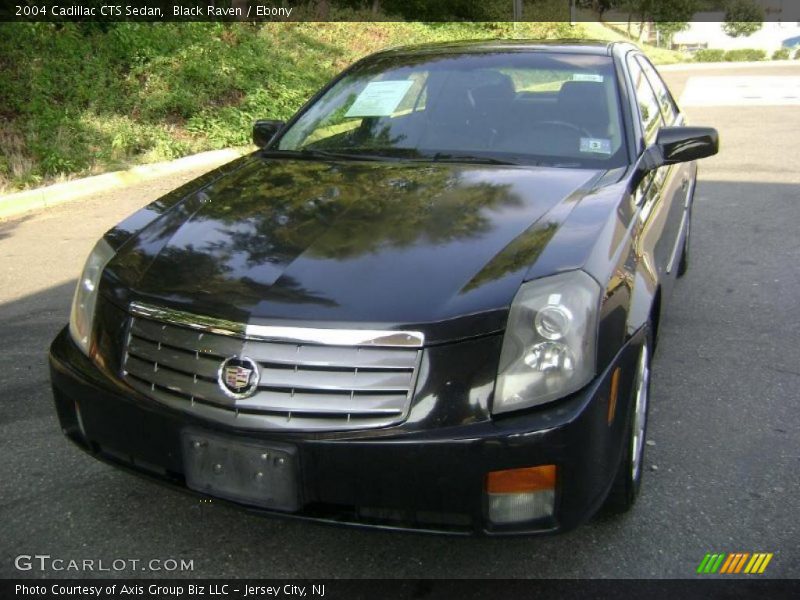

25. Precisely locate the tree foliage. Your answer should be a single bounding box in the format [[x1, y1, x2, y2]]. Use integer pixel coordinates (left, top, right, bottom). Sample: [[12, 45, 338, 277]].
[[575, 0, 618, 20], [617, 0, 696, 41], [651, 0, 697, 25], [722, 0, 764, 38]]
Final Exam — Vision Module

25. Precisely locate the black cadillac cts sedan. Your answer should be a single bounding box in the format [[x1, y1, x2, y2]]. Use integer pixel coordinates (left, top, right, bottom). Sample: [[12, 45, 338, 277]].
[[50, 40, 718, 534]]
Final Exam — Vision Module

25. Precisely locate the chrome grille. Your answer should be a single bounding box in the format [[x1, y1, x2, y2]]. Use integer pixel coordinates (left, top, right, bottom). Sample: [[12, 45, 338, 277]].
[[121, 302, 424, 431]]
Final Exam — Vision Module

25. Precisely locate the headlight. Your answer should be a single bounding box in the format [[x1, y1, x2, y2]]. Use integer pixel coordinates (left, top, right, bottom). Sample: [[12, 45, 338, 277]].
[[69, 238, 115, 356], [493, 270, 601, 414]]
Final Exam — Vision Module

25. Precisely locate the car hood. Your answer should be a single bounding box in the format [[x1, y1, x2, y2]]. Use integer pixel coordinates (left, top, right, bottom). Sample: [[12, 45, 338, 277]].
[[105, 156, 603, 343]]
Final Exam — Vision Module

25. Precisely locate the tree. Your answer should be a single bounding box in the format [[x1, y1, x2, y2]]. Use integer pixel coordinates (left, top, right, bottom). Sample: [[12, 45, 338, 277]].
[[576, 0, 618, 21], [722, 0, 764, 38], [651, 0, 697, 45], [619, 0, 696, 42], [655, 22, 690, 46]]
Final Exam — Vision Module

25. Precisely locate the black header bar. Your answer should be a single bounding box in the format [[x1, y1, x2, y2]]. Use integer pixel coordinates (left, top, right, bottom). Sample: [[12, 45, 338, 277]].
[[0, 0, 795, 23]]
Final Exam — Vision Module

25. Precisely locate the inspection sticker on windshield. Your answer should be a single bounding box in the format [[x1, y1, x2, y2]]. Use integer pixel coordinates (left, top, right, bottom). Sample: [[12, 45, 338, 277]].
[[573, 73, 604, 83], [580, 137, 612, 155], [345, 80, 414, 117]]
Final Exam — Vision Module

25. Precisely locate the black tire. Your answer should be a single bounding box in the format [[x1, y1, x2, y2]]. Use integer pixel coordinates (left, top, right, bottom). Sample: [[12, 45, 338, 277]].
[[677, 207, 691, 278], [604, 329, 652, 513]]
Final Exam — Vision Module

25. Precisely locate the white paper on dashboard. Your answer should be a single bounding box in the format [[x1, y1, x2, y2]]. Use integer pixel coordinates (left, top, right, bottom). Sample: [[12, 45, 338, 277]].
[[345, 80, 414, 117]]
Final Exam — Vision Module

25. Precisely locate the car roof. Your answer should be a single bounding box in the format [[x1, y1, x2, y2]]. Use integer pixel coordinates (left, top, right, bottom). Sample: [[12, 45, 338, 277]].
[[375, 39, 631, 58]]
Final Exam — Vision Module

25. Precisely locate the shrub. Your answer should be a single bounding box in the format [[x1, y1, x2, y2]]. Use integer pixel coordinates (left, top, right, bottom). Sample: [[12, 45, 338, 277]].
[[772, 48, 791, 60], [694, 49, 726, 62], [724, 48, 767, 62]]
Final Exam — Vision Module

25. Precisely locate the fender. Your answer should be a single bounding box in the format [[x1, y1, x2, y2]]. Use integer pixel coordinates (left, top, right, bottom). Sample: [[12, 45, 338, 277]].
[[627, 261, 660, 339], [578, 179, 660, 369]]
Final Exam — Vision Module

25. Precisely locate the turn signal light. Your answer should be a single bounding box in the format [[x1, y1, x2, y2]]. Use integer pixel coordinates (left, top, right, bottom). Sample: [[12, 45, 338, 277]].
[[486, 464, 557, 494], [486, 465, 557, 524]]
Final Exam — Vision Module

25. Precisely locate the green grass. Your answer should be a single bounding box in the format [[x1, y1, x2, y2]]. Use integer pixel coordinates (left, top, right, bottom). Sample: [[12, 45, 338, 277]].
[[579, 21, 689, 65], [0, 19, 684, 194]]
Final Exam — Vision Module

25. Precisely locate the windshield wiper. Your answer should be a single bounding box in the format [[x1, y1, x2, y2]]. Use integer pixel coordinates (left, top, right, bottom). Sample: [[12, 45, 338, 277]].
[[426, 153, 519, 166], [299, 148, 388, 162], [261, 148, 386, 162], [264, 148, 519, 166]]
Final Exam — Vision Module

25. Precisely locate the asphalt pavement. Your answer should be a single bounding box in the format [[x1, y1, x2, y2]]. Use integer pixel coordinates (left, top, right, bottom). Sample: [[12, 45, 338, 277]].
[[0, 63, 798, 579]]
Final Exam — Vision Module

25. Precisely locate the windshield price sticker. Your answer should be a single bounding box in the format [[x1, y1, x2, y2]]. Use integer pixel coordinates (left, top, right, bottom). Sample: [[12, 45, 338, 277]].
[[580, 137, 612, 155], [573, 73, 604, 83], [345, 80, 414, 117]]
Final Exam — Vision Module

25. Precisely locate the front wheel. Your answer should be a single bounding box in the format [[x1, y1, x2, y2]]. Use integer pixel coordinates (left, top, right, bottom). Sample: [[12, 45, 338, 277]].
[[604, 331, 652, 513]]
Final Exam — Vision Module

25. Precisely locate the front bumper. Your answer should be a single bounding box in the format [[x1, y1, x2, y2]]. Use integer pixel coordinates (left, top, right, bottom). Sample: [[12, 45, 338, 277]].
[[49, 326, 643, 535]]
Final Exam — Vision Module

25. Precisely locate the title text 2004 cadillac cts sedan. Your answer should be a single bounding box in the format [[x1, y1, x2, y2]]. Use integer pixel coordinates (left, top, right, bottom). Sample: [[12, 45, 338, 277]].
[[50, 40, 718, 534]]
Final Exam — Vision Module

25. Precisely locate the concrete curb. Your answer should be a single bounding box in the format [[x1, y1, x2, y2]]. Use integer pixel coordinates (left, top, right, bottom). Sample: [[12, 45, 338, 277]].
[[0, 148, 246, 220]]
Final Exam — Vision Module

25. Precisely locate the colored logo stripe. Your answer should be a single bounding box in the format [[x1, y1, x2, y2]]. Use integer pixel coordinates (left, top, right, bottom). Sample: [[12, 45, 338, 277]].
[[745, 553, 773, 574], [697, 553, 773, 574], [697, 553, 725, 574], [720, 553, 749, 573]]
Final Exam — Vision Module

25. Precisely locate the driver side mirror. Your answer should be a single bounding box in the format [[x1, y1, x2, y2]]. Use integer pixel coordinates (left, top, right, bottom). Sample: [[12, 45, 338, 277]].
[[253, 119, 285, 148], [642, 126, 719, 171]]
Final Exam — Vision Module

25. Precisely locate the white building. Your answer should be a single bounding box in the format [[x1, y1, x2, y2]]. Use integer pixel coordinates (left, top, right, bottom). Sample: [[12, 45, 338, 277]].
[[672, 13, 800, 54]]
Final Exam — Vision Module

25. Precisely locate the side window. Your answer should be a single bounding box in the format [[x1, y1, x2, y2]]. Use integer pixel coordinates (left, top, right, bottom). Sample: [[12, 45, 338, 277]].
[[636, 56, 679, 124], [627, 56, 663, 146]]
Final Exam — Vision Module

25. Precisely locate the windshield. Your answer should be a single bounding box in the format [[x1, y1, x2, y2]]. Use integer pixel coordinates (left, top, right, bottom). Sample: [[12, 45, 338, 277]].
[[275, 51, 628, 168]]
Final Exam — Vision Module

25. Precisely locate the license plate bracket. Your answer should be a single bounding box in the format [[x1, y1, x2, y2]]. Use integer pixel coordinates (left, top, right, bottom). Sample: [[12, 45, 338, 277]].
[[181, 429, 299, 511]]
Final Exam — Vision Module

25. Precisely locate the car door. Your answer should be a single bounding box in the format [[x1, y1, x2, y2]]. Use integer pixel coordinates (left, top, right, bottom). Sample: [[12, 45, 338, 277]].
[[627, 54, 669, 283], [636, 54, 695, 281]]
